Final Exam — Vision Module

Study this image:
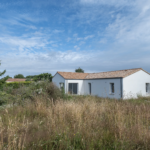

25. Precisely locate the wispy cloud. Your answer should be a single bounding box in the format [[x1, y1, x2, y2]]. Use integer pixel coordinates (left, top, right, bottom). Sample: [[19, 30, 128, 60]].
[[1, 47, 150, 77], [79, 0, 134, 7], [53, 30, 64, 33], [84, 35, 94, 40], [0, 33, 50, 52], [67, 37, 71, 42], [99, 39, 107, 44], [74, 45, 80, 51]]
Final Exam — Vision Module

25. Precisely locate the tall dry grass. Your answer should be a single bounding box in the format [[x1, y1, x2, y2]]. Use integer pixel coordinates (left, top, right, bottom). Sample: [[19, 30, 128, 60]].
[[0, 95, 150, 149]]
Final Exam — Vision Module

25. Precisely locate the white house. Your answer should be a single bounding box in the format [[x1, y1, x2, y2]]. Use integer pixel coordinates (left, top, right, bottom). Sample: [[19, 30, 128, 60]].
[[52, 68, 150, 99]]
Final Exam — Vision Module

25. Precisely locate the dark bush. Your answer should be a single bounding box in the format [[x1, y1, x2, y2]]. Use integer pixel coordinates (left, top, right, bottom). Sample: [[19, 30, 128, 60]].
[[44, 82, 62, 101]]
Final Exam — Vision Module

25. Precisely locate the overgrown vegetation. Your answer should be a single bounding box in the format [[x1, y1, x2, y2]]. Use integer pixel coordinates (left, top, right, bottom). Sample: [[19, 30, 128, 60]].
[[0, 61, 8, 89], [0, 81, 150, 149]]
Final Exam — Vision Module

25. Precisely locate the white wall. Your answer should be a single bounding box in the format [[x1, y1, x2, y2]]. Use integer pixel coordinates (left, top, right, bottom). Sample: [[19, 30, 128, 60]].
[[52, 73, 122, 98], [83, 78, 122, 99], [52, 74, 84, 94], [52, 73, 66, 91], [123, 70, 150, 99]]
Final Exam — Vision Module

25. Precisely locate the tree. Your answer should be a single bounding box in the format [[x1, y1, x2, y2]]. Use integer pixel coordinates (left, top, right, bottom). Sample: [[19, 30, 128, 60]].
[[26, 73, 53, 82], [0, 70, 6, 77], [26, 75, 35, 79], [33, 73, 53, 82], [14, 74, 25, 78], [75, 67, 84, 73], [0, 61, 7, 88], [6, 75, 12, 79]]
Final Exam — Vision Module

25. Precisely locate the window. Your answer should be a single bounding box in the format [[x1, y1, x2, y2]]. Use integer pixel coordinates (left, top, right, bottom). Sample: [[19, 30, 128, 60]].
[[68, 83, 78, 94], [146, 83, 150, 93], [59, 83, 64, 90], [110, 83, 115, 94], [88, 83, 91, 95]]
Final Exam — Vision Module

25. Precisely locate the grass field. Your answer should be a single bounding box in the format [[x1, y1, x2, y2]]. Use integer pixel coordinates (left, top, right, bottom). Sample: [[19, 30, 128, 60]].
[[0, 81, 150, 150]]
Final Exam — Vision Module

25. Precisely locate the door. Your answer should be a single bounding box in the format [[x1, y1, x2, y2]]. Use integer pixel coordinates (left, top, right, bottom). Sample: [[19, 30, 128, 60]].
[[68, 83, 78, 94]]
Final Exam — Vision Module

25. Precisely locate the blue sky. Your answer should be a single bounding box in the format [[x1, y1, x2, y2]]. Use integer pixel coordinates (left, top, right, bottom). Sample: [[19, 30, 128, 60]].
[[0, 0, 150, 77]]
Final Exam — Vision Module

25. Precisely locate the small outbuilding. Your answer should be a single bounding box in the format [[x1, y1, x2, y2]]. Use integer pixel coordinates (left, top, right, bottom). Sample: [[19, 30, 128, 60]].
[[6, 78, 26, 83], [52, 68, 150, 99]]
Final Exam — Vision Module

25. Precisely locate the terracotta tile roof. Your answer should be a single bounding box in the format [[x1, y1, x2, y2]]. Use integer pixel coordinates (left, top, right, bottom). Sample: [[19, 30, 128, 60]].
[[57, 68, 149, 80], [57, 72, 89, 79], [85, 68, 143, 79], [6, 78, 26, 82]]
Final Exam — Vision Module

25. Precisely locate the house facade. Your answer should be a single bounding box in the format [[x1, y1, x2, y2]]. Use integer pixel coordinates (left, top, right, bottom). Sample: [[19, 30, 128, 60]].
[[52, 68, 150, 99]]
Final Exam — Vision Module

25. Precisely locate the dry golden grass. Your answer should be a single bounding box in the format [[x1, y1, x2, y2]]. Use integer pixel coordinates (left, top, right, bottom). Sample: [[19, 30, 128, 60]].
[[0, 95, 150, 149]]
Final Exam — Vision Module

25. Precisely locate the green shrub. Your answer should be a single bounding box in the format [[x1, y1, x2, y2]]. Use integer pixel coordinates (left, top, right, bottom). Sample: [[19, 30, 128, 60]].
[[2, 81, 67, 106], [0, 91, 16, 105]]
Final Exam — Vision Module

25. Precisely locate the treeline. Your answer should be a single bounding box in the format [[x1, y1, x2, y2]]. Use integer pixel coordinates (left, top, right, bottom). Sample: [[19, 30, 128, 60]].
[[1, 61, 84, 85], [26, 73, 53, 81], [7, 73, 53, 82], [12, 67, 84, 81]]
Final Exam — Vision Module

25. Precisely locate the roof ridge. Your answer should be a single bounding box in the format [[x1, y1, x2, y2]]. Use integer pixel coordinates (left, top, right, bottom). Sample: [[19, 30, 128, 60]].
[[91, 68, 142, 74], [85, 74, 89, 79], [8, 78, 26, 79], [55, 68, 150, 80], [57, 71, 90, 79], [57, 71, 89, 74]]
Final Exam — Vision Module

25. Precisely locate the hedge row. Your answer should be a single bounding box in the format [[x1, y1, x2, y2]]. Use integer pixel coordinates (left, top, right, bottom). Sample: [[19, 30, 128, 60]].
[[4, 81, 32, 89]]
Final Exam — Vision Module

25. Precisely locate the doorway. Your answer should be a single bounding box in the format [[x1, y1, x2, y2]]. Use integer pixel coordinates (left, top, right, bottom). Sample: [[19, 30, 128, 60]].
[[68, 83, 78, 94]]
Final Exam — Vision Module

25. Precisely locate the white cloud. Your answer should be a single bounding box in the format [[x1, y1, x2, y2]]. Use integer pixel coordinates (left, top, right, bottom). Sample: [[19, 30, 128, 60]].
[[73, 33, 78, 37], [79, 41, 85, 46], [0, 35, 49, 52], [79, 0, 133, 6], [0, 17, 37, 30], [53, 30, 64, 33], [84, 35, 94, 40], [74, 45, 80, 51], [74, 35, 94, 41], [105, 2, 150, 46], [77, 37, 83, 41], [1, 48, 150, 78], [99, 39, 107, 44], [67, 37, 71, 42], [52, 44, 58, 47]]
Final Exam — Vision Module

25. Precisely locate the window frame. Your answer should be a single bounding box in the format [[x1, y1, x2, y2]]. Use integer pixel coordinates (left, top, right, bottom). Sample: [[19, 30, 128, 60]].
[[68, 83, 78, 95], [146, 83, 149, 93], [110, 83, 115, 94], [88, 83, 91, 95], [59, 82, 64, 90]]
